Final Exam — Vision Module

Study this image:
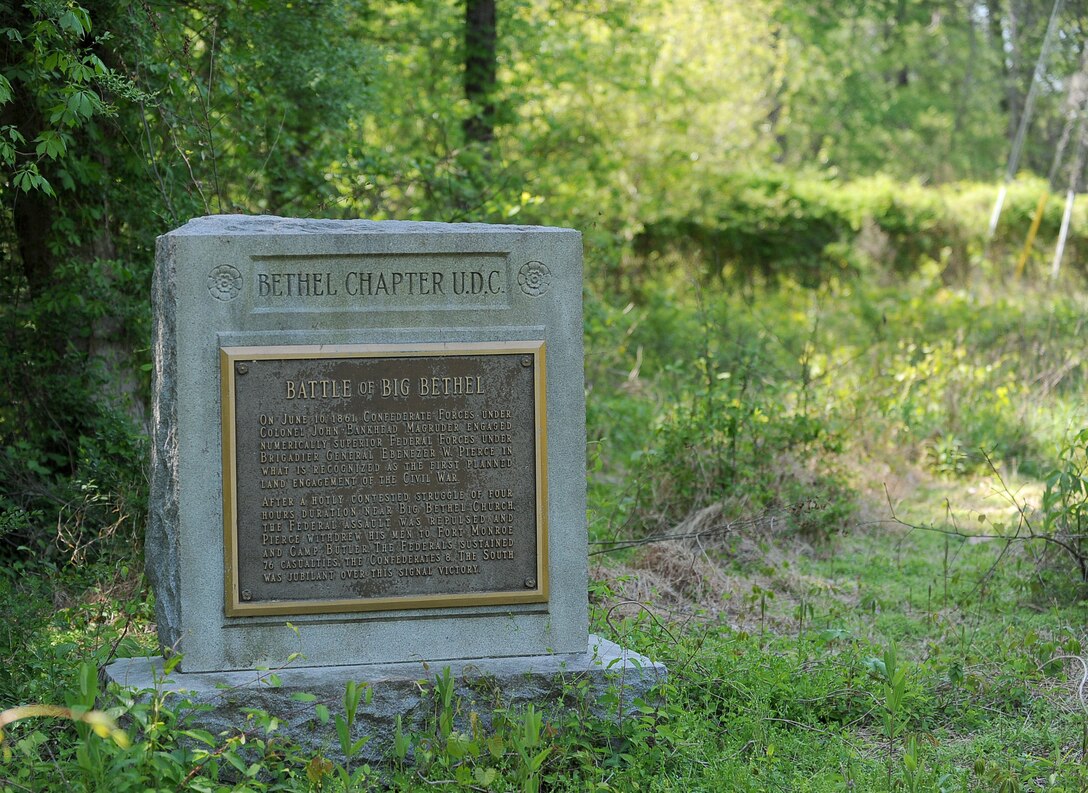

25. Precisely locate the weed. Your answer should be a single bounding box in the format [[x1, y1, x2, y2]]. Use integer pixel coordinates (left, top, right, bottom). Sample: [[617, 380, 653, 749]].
[[331, 679, 374, 787], [874, 642, 908, 785], [1041, 427, 1088, 580]]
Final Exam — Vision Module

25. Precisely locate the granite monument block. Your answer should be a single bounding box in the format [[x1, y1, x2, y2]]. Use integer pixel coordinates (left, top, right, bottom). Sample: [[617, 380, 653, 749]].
[[104, 217, 663, 748]]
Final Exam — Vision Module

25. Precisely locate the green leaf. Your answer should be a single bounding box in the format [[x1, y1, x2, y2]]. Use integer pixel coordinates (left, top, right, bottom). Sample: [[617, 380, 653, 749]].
[[179, 729, 216, 746], [863, 656, 887, 679], [818, 627, 852, 642], [13, 165, 54, 196], [67, 61, 93, 83], [47, 102, 68, 125], [334, 714, 350, 750], [34, 130, 67, 159], [531, 747, 551, 770], [55, 167, 74, 191], [74, 7, 92, 33], [58, 11, 86, 37], [78, 661, 97, 707], [65, 89, 96, 119], [225, 751, 248, 774], [1, 125, 24, 145], [290, 691, 317, 702], [474, 767, 498, 785], [315, 704, 330, 724]]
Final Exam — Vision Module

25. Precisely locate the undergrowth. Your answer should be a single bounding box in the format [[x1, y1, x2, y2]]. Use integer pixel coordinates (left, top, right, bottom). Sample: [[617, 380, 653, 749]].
[[5, 233, 1088, 789]]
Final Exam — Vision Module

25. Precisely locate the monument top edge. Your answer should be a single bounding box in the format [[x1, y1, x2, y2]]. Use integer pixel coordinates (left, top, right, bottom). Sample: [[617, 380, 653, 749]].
[[161, 215, 580, 238]]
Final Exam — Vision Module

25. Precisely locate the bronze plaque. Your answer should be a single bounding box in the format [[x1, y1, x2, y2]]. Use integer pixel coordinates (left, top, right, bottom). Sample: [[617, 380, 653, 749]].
[[220, 342, 548, 616]]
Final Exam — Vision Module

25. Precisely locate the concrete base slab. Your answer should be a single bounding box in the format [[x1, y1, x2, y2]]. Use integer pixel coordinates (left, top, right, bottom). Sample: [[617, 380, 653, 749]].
[[102, 636, 665, 763]]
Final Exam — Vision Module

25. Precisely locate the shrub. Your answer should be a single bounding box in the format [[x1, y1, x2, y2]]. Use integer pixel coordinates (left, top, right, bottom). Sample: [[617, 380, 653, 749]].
[[635, 172, 855, 287], [1040, 427, 1088, 581], [633, 173, 1088, 290], [0, 257, 149, 568]]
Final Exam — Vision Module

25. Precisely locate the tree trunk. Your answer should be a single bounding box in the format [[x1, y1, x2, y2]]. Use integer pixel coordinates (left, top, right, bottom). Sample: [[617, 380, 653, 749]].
[[1004, 0, 1024, 145], [948, 0, 978, 174], [464, 0, 497, 145], [11, 193, 54, 295]]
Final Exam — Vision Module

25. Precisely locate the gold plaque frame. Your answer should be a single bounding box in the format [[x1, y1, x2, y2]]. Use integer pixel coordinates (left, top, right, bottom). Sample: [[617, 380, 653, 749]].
[[220, 341, 549, 617]]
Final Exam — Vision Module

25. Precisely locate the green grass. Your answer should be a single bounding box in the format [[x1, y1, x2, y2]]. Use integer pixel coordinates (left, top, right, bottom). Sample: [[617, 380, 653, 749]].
[[4, 255, 1088, 791], [586, 518, 1088, 790], [580, 257, 1088, 791]]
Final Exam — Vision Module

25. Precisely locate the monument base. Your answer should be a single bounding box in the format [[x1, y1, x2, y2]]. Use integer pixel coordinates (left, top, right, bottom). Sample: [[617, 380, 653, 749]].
[[102, 636, 665, 763]]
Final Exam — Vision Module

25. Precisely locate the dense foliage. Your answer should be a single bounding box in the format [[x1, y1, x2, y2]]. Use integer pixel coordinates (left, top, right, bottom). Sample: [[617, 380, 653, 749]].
[[1, 0, 374, 562]]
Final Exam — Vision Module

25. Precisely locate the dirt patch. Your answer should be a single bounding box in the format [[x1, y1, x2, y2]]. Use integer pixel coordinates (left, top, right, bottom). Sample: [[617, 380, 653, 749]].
[[592, 501, 860, 635]]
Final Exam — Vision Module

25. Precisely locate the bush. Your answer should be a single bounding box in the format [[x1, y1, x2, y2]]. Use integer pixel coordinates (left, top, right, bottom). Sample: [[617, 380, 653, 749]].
[[621, 375, 853, 541], [0, 256, 149, 568], [1040, 427, 1088, 581], [585, 279, 855, 543], [635, 172, 855, 287], [633, 173, 1088, 290]]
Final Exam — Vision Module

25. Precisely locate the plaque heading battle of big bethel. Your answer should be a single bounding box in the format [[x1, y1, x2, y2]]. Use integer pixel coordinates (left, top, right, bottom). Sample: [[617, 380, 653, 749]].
[[220, 342, 548, 617]]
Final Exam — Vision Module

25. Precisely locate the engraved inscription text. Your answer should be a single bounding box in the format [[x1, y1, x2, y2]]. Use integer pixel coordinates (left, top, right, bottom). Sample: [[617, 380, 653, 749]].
[[223, 346, 545, 614]]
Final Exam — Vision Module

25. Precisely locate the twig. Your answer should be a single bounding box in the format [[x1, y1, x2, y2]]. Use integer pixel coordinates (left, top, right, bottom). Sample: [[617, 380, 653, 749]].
[[414, 771, 489, 791], [762, 717, 863, 753], [589, 501, 821, 555], [204, 18, 222, 210], [604, 600, 677, 646], [103, 615, 133, 666], [0, 777, 36, 792], [883, 466, 1088, 584], [1046, 654, 1088, 717], [243, 107, 289, 207]]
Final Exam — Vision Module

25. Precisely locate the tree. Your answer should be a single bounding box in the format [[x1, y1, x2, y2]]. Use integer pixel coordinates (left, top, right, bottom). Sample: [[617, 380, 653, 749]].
[[464, 0, 497, 145], [0, 0, 376, 560]]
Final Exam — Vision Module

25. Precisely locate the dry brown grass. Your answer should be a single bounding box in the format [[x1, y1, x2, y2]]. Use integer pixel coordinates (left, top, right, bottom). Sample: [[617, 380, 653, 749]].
[[592, 501, 860, 635]]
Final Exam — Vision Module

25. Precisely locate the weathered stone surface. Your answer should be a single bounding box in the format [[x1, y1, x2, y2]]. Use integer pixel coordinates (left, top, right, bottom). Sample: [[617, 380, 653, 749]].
[[102, 636, 665, 763], [151, 217, 587, 672], [148, 233, 181, 653]]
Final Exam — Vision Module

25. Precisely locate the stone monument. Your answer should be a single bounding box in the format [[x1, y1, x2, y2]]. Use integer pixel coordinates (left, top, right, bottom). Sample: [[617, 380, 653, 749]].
[[103, 217, 663, 756]]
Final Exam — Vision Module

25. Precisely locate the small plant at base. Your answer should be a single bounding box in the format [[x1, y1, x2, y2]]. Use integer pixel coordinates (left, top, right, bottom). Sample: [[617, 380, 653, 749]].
[[333, 679, 373, 788], [511, 704, 550, 793], [413, 667, 477, 780], [901, 735, 925, 793], [392, 713, 411, 774], [434, 667, 456, 742]]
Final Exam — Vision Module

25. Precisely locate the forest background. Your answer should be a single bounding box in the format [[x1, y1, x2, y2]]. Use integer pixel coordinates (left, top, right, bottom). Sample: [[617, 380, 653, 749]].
[[5, 0, 1088, 790]]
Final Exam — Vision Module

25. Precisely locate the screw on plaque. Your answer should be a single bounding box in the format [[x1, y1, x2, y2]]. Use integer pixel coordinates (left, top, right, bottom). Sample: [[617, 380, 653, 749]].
[[521, 356, 532, 367], [236, 362, 249, 375], [241, 589, 252, 601], [524, 578, 537, 588]]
